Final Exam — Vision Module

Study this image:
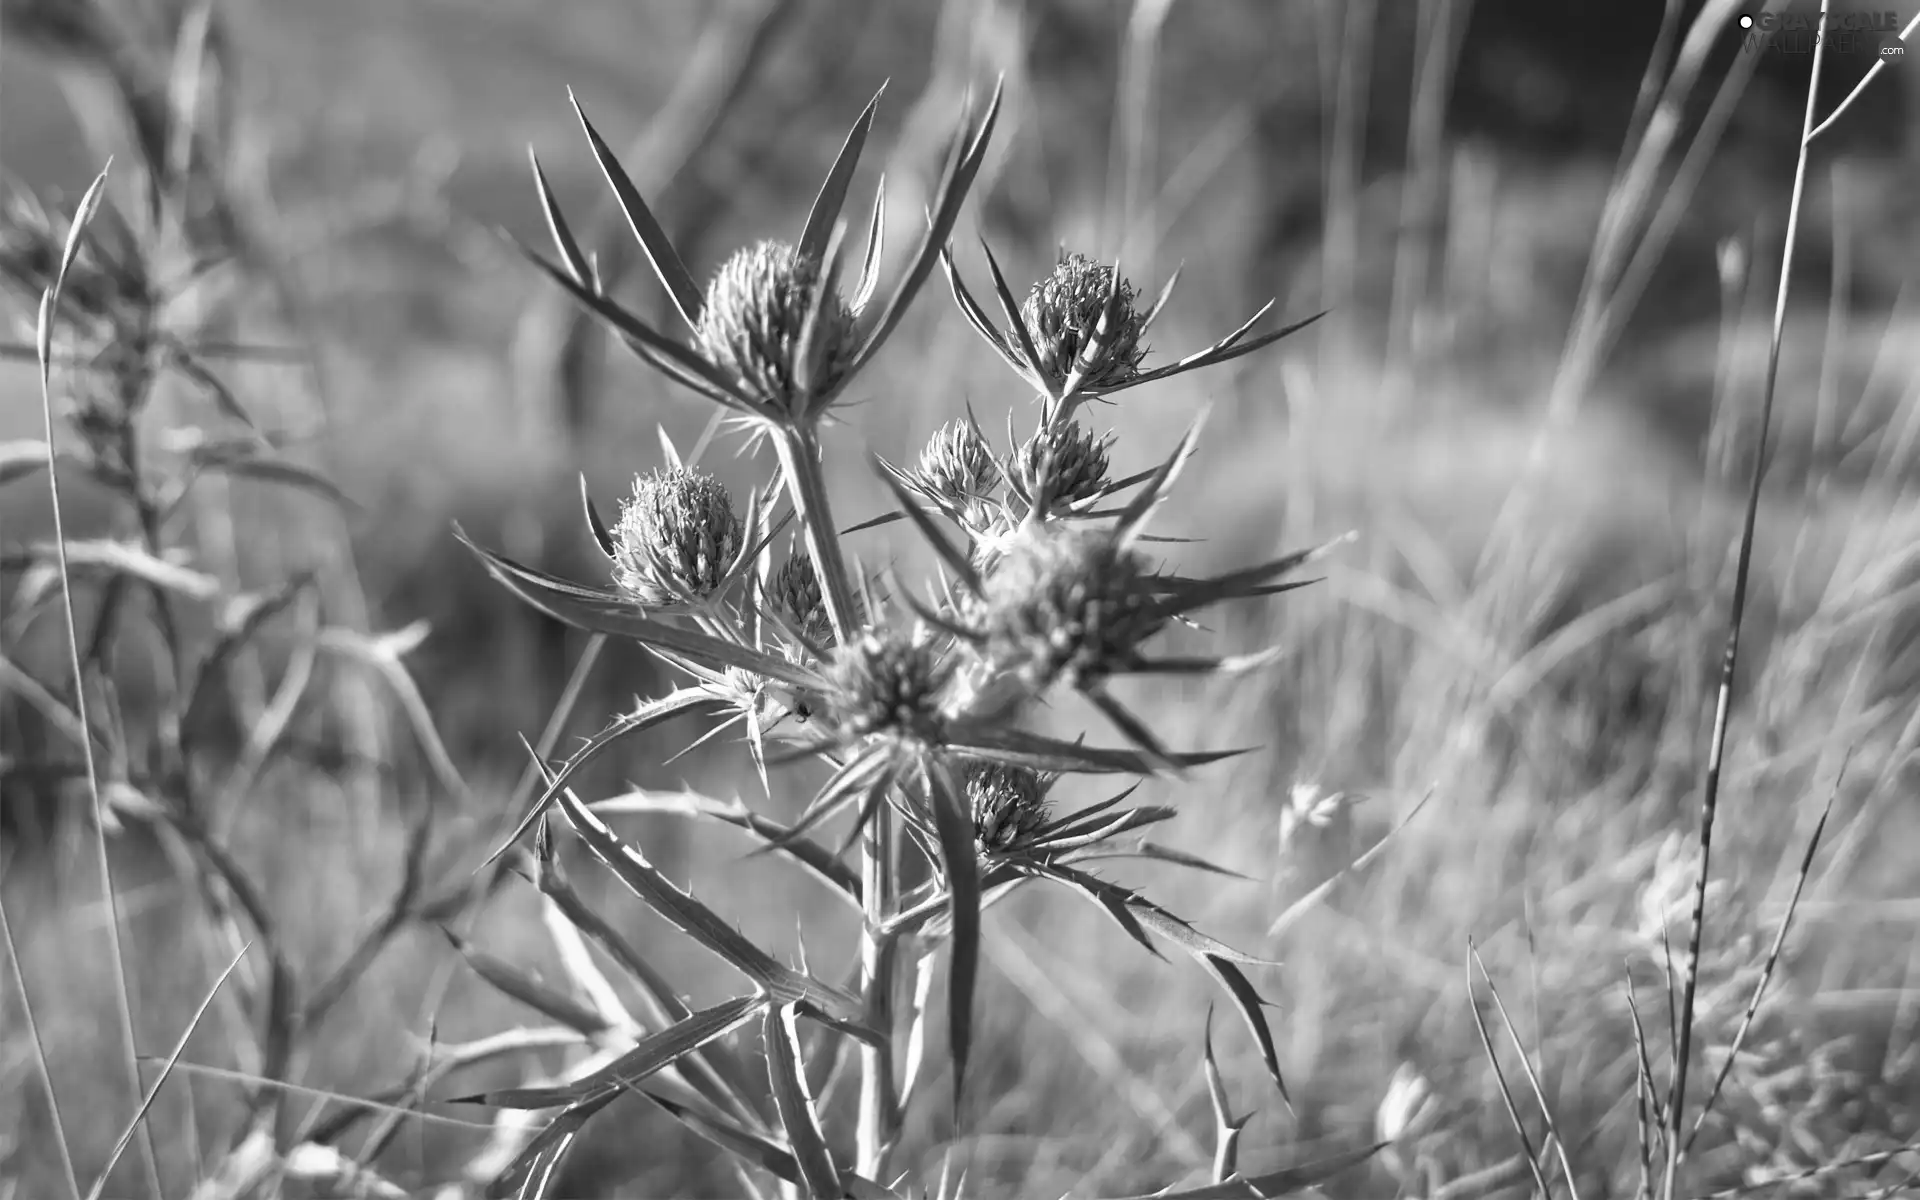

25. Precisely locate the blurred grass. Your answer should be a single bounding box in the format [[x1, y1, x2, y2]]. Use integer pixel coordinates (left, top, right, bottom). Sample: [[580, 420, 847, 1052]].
[[3, 0, 1920, 1196]]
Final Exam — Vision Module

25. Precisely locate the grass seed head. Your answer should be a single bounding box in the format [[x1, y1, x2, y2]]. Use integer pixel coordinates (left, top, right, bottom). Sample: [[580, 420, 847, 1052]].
[[823, 625, 954, 744], [1018, 252, 1147, 391], [965, 759, 1052, 852], [1010, 419, 1112, 511], [693, 239, 858, 417], [0, 189, 149, 342], [611, 466, 745, 606], [978, 523, 1163, 688]]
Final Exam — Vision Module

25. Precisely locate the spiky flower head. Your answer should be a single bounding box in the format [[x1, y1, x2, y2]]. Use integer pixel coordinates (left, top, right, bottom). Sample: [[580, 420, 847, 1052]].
[[965, 760, 1052, 852], [822, 625, 954, 745], [1018, 253, 1147, 391], [977, 524, 1164, 688], [693, 239, 859, 419], [915, 419, 999, 507], [610, 467, 745, 606], [768, 551, 831, 643], [1009, 419, 1112, 511]]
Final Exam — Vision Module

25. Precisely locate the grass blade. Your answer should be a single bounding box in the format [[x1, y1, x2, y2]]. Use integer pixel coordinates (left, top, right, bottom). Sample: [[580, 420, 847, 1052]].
[[86, 943, 251, 1200]]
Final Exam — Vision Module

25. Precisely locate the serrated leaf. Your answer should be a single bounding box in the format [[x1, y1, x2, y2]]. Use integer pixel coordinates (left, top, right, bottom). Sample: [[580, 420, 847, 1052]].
[[763, 1004, 842, 1198], [645, 1094, 903, 1199], [553, 788, 867, 1029], [488, 690, 720, 867], [453, 996, 763, 1109], [568, 90, 703, 329], [593, 789, 861, 906], [482, 1090, 622, 1200]]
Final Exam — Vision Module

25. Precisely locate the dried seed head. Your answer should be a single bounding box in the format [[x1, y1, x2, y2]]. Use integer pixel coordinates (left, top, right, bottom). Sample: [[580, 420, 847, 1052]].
[[693, 239, 858, 416], [915, 419, 999, 507], [1018, 253, 1147, 391], [610, 467, 745, 606], [1010, 419, 1112, 510], [822, 625, 953, 744], [769, 551, 831, 642], [965, 760, 1052, 851], [977, 524, 1163, 688]]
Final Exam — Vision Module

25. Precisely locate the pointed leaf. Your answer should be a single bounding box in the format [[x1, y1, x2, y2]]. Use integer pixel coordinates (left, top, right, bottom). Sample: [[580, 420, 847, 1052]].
[[874, 460, 980, 594], [453, 996, 763, 1108], [924, 758, 981, 1111], [482, 1091, 621, 1200], [527, 148, 592, 285], [456, 529, 818, 688], [568, 91, 703, 329], [763, 1004, 843, 1198], [977, 237, 1045, 386], [580, 475, 617, 559], [446, 931, 611, 1037], [485, 690, 718, 867], [553, 788, 867, 1028], [852, 79, 1004, 372], [1115, 417, 1205, 543], [947, 724, 1251, 776], [593, 789, 861, 906], [851, 177, 887, 315], [799, 84, 884, 265]]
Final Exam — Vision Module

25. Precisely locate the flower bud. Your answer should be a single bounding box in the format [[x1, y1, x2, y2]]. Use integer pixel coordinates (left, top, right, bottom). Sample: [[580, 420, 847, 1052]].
[[1009, 419, 1112, 510], [915, 419, 999, 507], [693, 239, 858, 416], [977, 524, 1163, 688], [965, 760, 1051, 851], [823, 626, 953, 744], [1017, 253, 1147, 391], [610, 467, 745, 606], [769, 551, 831, 642]]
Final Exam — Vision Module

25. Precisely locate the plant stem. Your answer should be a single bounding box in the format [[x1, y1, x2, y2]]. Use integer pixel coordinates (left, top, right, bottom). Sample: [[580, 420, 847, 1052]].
[[771, 423, 859, 643], [1663, 5, 1828, 1197], [767, 420, 897, 1172]]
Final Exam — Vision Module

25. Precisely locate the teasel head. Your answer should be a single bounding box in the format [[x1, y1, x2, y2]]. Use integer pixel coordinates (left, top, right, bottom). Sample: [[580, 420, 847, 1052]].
[[1008, 418, 1112, 516], [608, 466, 749, 607], [821, 623, 955, 746], [965, 759, 1053, 853], [693, 239, 860, 422], [975, 523, 1164, 690]]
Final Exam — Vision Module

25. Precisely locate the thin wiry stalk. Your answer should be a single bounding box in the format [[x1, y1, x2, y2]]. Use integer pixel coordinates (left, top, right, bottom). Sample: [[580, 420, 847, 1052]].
[[34, 165, 165, 1200], [1465, 941, 1552, 1200], [0, 883, 84, 1200], [1470, 946, 1582, 1200], [1663, 9, 1829, 1199]]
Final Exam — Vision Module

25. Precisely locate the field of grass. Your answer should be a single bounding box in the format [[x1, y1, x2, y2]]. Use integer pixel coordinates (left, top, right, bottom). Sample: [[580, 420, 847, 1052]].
[[3, 1, 1920, 1197]]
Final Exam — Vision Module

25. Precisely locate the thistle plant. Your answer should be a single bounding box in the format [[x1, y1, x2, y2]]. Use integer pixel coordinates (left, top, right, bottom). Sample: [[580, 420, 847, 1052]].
[[456, 77, 1362, 1198]]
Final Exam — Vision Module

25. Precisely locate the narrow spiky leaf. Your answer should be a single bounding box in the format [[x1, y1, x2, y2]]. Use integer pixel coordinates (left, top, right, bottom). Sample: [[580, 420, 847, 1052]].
[[875, 460, 980, 594], [764, 1004, 843, 1198], [579, 474, 618, 559], [452, 996, 764, 1109], [568, 91, 703, 328], [446, 931, 611, 1037], [527, 148, 592, 285], [852, 177, 887, 315], [553, 788, 868, 1028], [799, 84, 885, 266], [457, 530, 818, 687], [1110, 1143, 1384, 1200], [593, 790, 862, 906], [946, 725, 1252, 776], [483, 1091, 621, 1200], [925, 759, 982, 1113]]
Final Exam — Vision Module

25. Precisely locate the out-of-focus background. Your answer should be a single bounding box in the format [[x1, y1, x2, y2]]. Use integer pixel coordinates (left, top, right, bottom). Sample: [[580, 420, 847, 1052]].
[[3, 0, 1920, 1195]]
